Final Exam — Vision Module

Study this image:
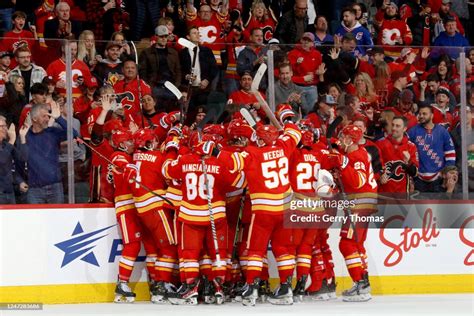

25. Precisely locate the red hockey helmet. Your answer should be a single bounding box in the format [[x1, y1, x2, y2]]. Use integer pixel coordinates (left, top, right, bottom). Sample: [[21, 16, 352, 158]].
[[275, 103, 295, 124], [111, 128, 133, 149], [227, 119, 254, 140], [103, 119, 123, 134], [193, 140, 216, 156], [256, 125, 279, 146], [203, 124, 226, 139], [134, 128, 156, 149], [340, 124, 363, 144]]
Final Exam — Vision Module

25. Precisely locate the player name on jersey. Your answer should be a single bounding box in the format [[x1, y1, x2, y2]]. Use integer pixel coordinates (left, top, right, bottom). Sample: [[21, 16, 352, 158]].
[[182, 163, 221, 174], [263, 149, 285, 161], [133, 153, 158, 163]]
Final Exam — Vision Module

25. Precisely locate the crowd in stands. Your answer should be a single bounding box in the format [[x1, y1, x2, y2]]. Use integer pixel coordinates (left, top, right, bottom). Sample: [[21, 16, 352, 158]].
[[0, 0, 473, 204]]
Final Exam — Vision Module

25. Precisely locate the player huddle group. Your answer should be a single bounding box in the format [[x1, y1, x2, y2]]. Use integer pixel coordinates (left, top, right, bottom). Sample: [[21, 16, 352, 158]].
[[102, 95, 377, 306]]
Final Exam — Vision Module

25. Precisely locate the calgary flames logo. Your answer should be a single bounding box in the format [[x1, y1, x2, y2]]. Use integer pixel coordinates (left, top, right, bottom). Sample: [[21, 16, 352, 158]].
[[384, 160, 405, 181], [379, 208, 440, 267]]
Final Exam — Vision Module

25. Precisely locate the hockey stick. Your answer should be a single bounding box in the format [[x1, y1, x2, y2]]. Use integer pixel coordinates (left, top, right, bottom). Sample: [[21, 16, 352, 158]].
[[179, 38, 198, 123], [231, 188, 246, 261], [164, 81, 185, 125], [130, 41, 145, 128], [239, 107, 257, 129], [326, 116, 367, 269], [196, 110, 223, 267], [250, 63, 283, 130], [76, 137, 174, 207]]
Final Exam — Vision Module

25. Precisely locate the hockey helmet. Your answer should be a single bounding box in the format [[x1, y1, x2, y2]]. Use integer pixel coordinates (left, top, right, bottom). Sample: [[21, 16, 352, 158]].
[[255, 125, 279, 146], [134, 128, 156, 149], [340, 124, 363, 144]]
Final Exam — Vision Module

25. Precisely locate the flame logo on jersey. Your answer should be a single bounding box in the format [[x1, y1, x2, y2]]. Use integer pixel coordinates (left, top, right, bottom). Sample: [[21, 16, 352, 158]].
[[199, 25, 218, 44], [382, 29, 401, 45], [116, 92, 135, 110], [384, 160, 405, 181]]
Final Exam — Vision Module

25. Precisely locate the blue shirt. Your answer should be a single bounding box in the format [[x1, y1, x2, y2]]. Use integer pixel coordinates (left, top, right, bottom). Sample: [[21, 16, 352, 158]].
[[432, 32, 470, 60], [335, 22, 373, 56]]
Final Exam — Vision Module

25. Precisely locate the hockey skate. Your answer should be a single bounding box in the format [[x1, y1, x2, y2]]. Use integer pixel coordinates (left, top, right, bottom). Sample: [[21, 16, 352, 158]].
[[342, 273, 371, 302], [308, 278, 331, 301], [114, 280, 136, 303], [213, 277, 225, 305], [327, 278, 337, 300], [151, 281, 177, 304], [293, 275, 308, 302], [268, 277, 293, 305], [168, 279, 200, 305], [201, 276, 216, 304], [241, 279, 260, 306], [231, 281, 246, 302], [258, 279, 271, 302]]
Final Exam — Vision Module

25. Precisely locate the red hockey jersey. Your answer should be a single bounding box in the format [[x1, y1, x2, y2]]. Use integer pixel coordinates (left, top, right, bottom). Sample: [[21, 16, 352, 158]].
[[113, 78, 152, 116], [46, 58, 92, 97], [376, 135, 419, 193], [110, 151, 135, 215]]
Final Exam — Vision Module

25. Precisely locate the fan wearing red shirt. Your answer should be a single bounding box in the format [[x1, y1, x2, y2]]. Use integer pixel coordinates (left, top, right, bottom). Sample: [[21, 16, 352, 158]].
[[46, 41, 92, 98], [1, 11, 37, 62]]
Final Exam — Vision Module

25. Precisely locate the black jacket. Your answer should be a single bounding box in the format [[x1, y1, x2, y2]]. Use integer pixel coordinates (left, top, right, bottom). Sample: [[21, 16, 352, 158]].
[[179, 45, 218, 85]]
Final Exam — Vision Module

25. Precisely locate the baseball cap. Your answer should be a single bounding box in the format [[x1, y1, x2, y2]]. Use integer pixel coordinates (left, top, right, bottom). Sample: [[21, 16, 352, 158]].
[[301, 32, 315, 42], [436, 87, 450, 97], [155, 25, 169, 37], [444, 15, 456, 23], [367, 47, 384, 56], [84, 76, 99, 88], [391, 70, 408, 82], [268, 38, 280, 44], [320, 94, 338, 105], [42, 75, 55, 85], [0, 51, 13, 58]]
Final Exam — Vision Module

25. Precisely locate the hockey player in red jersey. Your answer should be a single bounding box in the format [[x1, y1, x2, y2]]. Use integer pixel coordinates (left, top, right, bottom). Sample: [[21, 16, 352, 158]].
[[227, 120, 301, 306], [131, 128, 179, 303], [327, 124, 378, 302], [162, 136, 244, 305], [109, 128, 158, 303], [376, 116, 419, 196]]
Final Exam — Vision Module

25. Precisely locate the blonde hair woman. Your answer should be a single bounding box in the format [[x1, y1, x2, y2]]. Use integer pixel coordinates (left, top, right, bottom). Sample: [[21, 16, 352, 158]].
[[354, 72, 377, 104], [243, 0, 277, 43], [77, 30, 98, 70]]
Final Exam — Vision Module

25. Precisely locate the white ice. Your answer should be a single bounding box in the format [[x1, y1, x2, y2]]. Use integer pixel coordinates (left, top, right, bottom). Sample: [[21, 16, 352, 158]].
[[2, 294, 473, 316]]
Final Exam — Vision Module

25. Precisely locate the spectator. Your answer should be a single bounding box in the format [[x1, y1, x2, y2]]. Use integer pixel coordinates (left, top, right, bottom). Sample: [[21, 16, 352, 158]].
[[335, 6, 373, 56], [440, 165, 459, 197], [77, 30, 98, 71], [228, 71, 266, 121], [387, 70, 409, 107], [353, 116, 384, 181], [432, 15, 469, 61], [400, 0, 433, 46], [314, 15, 334, 47], [138, 25, 181, 109], [46, 40, 92, 98], [306, 94, 338, 135], [433, 0, 465, 37], [0, 50, 12, 73], [327, 82, 344, 105], [352, 2, 370, 30], [429, 55, 455, 87], [419, 73, 456, 110], [270, 62, 307, 114], [73, 76, 99, 140], [274, 0, 309, 46], [180, 26, 218, 112], [222, 25, 245, 97], [85, 0, 117, 42], [9, 46, 47, 100], [25, 102, 78, 204], [408, 104, 456, 193], [0, 75, 27, 125], [431, 87, 454, 129], [287, 32, 325, 113], [373, 60, 391, 106], [354, 72, 377, 104], [113, 59, 152, 118], [393, 89, 418, 130], [44, 1, 83, 51], [1, 10, 37, 55], [374, 2, 413, 59], [243, 0, 277, 44], [110, 31, 132, 61], [236, 27, 268, 87], [376, 115, 419, 196], [18, 82, 48, 129], [0, 117, 28, 204], [93, 41, 123, 86]]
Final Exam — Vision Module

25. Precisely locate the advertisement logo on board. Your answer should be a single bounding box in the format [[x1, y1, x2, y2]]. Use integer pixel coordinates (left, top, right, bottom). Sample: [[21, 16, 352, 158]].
[[54, 222, 116, 268]]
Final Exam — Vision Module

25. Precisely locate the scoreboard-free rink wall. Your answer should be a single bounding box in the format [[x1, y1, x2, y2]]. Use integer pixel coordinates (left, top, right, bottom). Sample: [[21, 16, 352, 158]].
[[0, 202, 473, 304]]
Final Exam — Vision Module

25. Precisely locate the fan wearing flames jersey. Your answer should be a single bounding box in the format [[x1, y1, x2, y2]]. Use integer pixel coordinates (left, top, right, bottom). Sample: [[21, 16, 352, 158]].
[[46, 41, 92, 98], [113, 60, 151, 117], [242, 1, 277, 43], [224, 120, 301, 306], [109, 126, 158, 303], [327, 124, 377, 302], [130, 128, 179, 303], [162, 136, 244, 305], [377, 116, 419, 196]]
